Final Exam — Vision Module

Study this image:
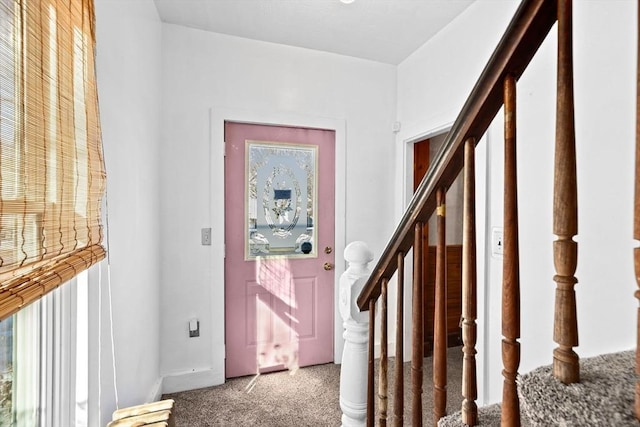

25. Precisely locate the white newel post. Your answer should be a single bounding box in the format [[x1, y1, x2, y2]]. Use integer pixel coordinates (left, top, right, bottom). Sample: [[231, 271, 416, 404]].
[[339, 241, 374, 427]]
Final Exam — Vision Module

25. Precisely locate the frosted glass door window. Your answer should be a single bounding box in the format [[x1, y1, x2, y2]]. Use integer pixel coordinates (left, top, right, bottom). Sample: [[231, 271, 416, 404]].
[[246, 141, 318, 259]]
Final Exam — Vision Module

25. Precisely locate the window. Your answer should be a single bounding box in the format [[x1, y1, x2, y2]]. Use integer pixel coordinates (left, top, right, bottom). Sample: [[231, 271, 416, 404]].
[[0, 316, 13, 424], [0, 268, 91, 426], [0, 0, 106, 319]]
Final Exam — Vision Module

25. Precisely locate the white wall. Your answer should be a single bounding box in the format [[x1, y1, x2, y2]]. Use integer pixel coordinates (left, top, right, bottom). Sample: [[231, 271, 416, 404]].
[[90, 0, 637, 411], [398, 0, 637, 405], [93, 0, 163, 423], [159, 25, 397, 391]]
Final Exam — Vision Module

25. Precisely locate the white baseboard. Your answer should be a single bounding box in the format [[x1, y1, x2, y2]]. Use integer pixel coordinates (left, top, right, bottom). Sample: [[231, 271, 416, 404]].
[[162, 368, 225, 394]]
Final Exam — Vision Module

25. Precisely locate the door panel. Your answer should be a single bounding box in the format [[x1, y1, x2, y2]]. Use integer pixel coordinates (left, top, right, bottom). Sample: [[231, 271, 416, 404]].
[[224, 122, 335, 378], [294, 277, 317, 339]]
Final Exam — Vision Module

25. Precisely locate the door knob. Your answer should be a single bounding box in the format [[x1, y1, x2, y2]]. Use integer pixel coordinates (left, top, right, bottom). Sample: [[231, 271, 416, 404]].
[[323, 262, 334, 271]]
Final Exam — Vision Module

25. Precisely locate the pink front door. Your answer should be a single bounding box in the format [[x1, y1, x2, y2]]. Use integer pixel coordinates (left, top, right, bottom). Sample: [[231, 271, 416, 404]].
[[224, 122, 335, 378]]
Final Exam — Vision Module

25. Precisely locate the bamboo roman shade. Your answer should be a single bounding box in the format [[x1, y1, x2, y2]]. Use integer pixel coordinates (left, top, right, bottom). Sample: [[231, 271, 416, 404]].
[[0, 0, 106, 320]]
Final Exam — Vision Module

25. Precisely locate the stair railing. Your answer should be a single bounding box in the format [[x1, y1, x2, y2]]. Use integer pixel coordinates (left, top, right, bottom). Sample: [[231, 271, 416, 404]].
[[354, 0, 590, 425]]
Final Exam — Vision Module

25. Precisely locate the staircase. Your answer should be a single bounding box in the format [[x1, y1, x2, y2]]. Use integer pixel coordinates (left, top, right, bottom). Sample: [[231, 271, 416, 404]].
[[355, 0, 640, 425]]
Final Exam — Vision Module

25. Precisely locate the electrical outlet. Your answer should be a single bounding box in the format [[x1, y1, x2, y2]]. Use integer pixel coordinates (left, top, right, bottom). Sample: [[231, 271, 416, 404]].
[[201, 228, 211, 246]]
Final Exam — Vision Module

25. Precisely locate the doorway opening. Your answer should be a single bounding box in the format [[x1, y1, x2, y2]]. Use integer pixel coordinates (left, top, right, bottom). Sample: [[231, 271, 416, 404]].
[[414, 133, 463, 356]]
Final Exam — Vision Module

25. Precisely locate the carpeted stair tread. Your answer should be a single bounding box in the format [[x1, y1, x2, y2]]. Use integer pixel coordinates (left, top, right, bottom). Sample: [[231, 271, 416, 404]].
[[437, 403, 534, 427], [439, 350, 635, 427], [518, 350, 636, 426], [438, 403, 497, 427]]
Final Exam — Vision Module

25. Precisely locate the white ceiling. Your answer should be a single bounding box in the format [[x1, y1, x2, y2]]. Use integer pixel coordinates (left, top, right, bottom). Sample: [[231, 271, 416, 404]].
[[152, 0, 475, 65]]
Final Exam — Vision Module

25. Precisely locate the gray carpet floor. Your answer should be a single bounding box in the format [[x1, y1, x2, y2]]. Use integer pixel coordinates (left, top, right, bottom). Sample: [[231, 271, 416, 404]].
[[163, 347, 465, 426], [164, 349, 639, 426]]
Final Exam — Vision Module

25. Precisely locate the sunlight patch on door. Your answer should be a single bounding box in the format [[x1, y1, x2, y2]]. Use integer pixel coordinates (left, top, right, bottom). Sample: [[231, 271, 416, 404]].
[[246, 256, 301, 376]]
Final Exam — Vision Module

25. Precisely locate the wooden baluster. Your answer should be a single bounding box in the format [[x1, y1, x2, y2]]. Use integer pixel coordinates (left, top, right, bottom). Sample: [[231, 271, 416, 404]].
[[379, 278, 389, 427], [502, 73, 521, 426], [412, 222, 424, 427], [368, 299, 376, 427], [553, 0, 580, 385], [434, 188, 447, 424], [394, 252, 405, 427], [462, 137, 478, 426], [635, 0, 640, 420]]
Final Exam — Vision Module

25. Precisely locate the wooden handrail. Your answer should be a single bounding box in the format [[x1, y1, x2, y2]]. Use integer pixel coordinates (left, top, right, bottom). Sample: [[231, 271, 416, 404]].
[[357, 0, 558, 311]]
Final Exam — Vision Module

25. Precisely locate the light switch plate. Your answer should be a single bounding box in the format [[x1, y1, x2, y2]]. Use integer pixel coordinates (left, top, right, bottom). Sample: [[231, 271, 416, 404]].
[[492, 227, 503, 257], [189, 319, 200, 338], [201, 228, 212, 246]]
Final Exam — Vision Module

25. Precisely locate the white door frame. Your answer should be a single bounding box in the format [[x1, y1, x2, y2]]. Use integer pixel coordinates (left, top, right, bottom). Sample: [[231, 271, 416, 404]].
[[211, 107, 347, 381], [395, 120, 489, 404]]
